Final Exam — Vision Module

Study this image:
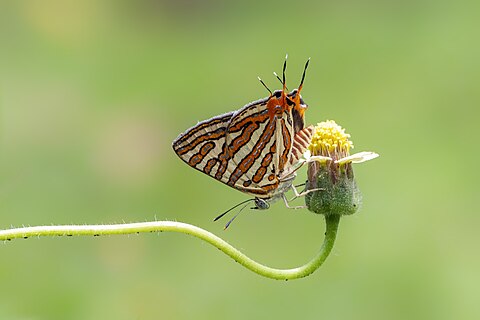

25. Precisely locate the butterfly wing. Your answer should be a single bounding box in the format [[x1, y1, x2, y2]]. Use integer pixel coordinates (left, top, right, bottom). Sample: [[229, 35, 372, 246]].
[[264, 125, 315, 204], [172, 111, 238, 180], [172, 104, 274, 196], [172, 91, 310, 199], [224, 93, 295, 197]]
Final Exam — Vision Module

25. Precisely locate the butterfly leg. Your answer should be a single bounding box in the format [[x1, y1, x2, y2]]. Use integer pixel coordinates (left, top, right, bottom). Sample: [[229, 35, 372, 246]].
[[283, 152, 331, 178], [288, 184, 323, 202], [282, 194, 307, 210]]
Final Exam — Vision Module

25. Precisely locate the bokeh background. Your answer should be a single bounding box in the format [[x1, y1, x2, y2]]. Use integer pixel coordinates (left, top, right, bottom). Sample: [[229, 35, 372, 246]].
[[1, 1, 479, 319]]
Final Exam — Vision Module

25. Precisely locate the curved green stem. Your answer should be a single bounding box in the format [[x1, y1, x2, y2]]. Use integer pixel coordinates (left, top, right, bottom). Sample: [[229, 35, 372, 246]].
[[0, 215, 340, 280]]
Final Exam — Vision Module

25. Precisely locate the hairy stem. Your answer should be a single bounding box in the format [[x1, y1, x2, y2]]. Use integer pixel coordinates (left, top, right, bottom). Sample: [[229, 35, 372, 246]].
[[0, 215, 340, 280]]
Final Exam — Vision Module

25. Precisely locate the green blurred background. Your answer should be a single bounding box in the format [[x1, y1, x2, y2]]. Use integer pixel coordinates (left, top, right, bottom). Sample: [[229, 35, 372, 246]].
[[1, 0, 478, 319]]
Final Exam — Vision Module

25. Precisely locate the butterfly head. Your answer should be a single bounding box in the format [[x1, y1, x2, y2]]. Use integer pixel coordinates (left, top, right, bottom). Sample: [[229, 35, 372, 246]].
[[253, 198, 270, 210]]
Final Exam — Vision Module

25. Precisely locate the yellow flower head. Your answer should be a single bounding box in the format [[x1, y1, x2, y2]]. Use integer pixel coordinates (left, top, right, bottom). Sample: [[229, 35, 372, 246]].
[[309, 120, 353, 159]]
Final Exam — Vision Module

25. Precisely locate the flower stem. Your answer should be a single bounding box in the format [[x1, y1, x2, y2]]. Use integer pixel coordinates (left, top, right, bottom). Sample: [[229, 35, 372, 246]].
[[0, 215, 340, 280]]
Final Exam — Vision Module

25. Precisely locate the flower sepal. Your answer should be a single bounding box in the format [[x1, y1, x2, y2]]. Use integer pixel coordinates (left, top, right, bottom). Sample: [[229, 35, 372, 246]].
[[305, 160, 362, 216]]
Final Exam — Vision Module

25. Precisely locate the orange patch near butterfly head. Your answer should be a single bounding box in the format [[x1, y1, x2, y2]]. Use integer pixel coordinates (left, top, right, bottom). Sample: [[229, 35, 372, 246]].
[[265, 57, 310, 123], [290, 89, 308, 119], [266, 95, 289, 120]]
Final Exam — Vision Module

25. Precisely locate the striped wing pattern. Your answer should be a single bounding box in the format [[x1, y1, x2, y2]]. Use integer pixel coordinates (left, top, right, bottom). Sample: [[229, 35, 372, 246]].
[[172, 110, 235, 178], [288, 125, 314, 167], [172, 90, 310, 202], [224, 95, 295, 196]]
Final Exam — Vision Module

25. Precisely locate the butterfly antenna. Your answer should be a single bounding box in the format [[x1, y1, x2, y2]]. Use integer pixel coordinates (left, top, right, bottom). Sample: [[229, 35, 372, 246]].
[[213, 199, 254, 222], [298, 57, 310, 93], [224, 202, 250, 230], [257, 76, 273, 96]]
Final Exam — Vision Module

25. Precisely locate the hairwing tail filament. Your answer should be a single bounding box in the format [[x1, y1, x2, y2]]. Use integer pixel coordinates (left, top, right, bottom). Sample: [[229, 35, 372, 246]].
[[257, 76, 273, 96], [282, 54, 288, 93], [273, 72, 288, 91], [298, 57, 310, 93]]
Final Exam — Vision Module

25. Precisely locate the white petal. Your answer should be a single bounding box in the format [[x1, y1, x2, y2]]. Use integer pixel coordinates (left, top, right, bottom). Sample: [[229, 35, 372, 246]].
[[301, 150, 332, 163], [308, 155, 333, 163], [335, 152, 379, 164]]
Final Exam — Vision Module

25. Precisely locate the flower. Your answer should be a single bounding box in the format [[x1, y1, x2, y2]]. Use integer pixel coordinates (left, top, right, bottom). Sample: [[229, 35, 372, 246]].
[[304, 120, 378, 216]]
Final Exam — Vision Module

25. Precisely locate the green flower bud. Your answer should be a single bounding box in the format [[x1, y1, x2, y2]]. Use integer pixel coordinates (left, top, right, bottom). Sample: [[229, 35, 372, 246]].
[[305, 159, 362, 216], [304, 120, 378, 216]]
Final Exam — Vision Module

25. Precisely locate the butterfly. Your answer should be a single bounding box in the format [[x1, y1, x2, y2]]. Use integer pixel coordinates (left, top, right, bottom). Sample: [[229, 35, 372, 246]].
[[172, 57, 314, 225]]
